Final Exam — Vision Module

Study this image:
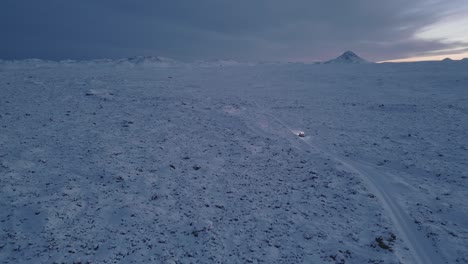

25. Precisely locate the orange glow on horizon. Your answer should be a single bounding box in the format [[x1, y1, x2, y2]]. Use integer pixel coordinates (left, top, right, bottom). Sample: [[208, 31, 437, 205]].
[[379, 52, 468, 63]]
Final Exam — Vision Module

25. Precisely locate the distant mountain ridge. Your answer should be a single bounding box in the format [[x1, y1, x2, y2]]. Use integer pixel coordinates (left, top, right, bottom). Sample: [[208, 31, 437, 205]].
[[324, 51, 371, 64]]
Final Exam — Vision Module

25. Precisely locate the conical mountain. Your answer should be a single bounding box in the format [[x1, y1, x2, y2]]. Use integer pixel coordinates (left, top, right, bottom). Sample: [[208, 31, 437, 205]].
[[324, 51, 370, 64]]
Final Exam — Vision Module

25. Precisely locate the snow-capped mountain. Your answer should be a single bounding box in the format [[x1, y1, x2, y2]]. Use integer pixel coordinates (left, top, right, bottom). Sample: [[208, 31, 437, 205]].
[[324, 51, 370, 64]]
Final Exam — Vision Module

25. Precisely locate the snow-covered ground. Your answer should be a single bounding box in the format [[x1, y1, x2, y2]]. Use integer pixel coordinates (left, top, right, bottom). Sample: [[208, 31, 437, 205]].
[[0, 59, 467, 263]]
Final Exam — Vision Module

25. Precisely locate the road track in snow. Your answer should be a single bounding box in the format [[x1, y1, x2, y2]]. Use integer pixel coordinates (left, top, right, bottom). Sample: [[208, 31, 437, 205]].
[[248, 100, 445, 264]]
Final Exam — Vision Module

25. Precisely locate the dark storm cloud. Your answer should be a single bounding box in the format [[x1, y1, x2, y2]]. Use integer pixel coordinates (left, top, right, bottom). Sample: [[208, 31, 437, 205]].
[[0, 0, 466, 61]]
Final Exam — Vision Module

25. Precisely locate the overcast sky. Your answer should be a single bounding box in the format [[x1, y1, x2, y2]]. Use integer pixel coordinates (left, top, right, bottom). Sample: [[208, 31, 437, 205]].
[[1, 0, 467, 62]]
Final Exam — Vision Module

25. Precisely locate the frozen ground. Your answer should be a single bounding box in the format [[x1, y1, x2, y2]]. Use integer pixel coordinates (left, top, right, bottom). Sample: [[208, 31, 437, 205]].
[[0, 59, 467, 263]]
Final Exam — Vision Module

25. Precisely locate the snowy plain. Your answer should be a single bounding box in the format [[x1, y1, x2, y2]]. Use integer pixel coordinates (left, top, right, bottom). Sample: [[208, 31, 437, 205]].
[[0, 58, 467, 263]]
